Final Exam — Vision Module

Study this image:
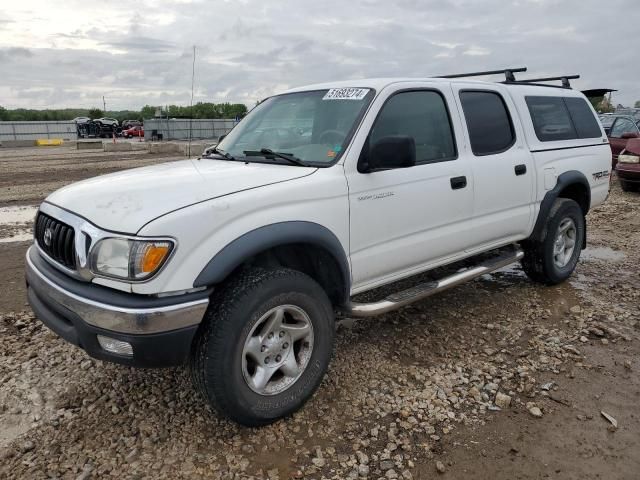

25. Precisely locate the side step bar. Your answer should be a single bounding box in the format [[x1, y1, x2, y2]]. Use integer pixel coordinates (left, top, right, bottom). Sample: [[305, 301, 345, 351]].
[[345, 247, 524, 318]]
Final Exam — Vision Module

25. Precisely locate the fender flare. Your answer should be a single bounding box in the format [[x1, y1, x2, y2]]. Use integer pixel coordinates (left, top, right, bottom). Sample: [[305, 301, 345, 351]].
[[530, 170, 590, 246], [193, 221, 351, 298]]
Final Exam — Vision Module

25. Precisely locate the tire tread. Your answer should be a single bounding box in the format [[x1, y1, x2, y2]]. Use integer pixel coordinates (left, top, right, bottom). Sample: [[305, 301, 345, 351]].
[[190, 267, 332, 426]]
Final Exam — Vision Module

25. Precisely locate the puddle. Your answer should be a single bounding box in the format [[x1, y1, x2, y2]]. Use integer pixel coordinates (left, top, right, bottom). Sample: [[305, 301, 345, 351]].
[[581, 247, 626, 262], [0, 232, 33, 243], [480, 263, 527, 287], [0, 205, 38, 224], [0, 205, 37, 243]]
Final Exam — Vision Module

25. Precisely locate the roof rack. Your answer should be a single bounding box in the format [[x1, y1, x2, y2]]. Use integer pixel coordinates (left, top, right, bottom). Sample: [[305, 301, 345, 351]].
[[436, 68, 580, 89], [437, 67, 527, 82], [515, 75, 580, 89]]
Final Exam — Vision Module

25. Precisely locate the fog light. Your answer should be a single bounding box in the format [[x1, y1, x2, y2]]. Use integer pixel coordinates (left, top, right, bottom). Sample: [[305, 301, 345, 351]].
[[97, 335, 133, 356]]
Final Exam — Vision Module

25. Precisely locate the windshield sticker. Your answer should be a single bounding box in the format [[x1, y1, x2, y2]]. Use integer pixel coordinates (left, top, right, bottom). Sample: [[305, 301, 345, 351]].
[[323, 88, 370, 100]]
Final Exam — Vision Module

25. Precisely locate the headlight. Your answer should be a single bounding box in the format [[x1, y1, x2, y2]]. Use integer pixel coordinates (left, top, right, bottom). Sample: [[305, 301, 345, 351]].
[[90, 238, 174, 280], [618, 154, 639, 164]]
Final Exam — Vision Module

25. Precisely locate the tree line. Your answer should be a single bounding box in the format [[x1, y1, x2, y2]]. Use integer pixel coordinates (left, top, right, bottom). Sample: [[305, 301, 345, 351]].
[[0, 102, 248, 122]]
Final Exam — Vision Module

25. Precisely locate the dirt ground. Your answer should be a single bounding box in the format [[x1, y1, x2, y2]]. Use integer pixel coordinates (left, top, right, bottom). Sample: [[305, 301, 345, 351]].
[[0, 146, 638, 479]]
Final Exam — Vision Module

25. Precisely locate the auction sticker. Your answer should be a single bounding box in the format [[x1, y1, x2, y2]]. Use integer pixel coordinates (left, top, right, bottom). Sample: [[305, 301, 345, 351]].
[[323, 88, 370, 100]]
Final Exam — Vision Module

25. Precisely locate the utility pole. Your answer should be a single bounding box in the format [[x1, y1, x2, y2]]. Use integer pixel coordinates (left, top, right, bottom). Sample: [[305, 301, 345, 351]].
[[102, 96, 106, 114], [188, 45, 196, 157]]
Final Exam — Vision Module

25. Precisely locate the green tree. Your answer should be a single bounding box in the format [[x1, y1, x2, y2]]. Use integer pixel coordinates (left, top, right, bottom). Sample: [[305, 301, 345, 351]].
[[88, 108, 103, 119], [635, 100, 640, 108], [140, 105, 156, 119]]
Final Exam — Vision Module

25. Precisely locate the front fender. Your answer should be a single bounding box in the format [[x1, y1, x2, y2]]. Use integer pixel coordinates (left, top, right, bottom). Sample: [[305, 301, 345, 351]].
[[193, 221, 351, 297]]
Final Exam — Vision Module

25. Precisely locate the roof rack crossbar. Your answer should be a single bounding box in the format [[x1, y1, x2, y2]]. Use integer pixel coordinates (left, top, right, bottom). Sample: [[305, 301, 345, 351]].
[[516, 75, 580, 88], [437, 67, 527, 82]]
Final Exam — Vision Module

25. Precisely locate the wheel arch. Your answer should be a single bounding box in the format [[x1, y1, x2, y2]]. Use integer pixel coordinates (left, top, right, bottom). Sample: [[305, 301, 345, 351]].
[[193, 221, 351, 306], [530, 170, 591, 248]]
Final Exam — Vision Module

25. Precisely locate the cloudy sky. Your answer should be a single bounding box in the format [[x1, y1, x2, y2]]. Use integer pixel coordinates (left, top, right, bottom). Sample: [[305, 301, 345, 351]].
[[1, 0, 638, 110]]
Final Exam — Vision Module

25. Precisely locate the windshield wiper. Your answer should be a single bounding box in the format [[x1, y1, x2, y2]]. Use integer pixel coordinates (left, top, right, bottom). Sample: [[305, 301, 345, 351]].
[[244, 148, 308, 167], [204, 146, 236, 161]]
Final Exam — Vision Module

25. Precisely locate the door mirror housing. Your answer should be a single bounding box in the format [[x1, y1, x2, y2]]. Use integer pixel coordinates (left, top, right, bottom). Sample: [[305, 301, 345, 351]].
[[218, 133, 227, 142], [621, 131, 640, 139], [365, 135, 416, 172]]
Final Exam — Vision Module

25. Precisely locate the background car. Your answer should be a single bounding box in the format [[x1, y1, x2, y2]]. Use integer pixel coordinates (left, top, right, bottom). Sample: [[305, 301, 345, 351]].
[[123, 125, 144, 138], [602, 115, 640, 167], [121, 120, 142, 130], [616, 137, 640, 192], [598, 114, 616, 135], [72, 116, 91, 124], [94, 117, 119, 127]]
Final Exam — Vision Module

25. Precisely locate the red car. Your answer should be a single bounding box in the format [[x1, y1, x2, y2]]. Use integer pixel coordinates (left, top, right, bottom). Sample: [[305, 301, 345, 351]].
[[123, 125, 144, 138], [603, 115, 640, 167], [616, 138, 640, 192]]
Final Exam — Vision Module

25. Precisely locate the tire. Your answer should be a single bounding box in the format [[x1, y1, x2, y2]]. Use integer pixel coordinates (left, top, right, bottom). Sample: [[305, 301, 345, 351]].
[[521, 198, 585, 285], [190, 267, 334, 426], [620, 180, 636, 192]]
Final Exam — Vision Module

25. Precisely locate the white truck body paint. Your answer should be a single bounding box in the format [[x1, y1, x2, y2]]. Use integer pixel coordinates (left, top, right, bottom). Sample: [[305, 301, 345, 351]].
[[35, 77, 611, 298]]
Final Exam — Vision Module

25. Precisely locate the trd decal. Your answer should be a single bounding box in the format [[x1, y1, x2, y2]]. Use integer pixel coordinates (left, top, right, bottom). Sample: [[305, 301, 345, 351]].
[[592, 170, 610, 181]]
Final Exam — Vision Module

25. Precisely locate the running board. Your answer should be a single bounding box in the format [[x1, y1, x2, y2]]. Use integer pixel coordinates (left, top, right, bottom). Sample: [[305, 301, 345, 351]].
[[345, 247, 524, 318]]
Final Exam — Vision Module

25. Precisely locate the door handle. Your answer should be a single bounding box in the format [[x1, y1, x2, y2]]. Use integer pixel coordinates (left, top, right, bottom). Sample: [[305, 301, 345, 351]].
[[514, 164, 527, 176], [450, 176, 467, 190]]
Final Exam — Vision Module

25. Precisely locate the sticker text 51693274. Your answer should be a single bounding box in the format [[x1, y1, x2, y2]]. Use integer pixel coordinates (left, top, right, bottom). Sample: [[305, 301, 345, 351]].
[[323, 88, 370, 100]]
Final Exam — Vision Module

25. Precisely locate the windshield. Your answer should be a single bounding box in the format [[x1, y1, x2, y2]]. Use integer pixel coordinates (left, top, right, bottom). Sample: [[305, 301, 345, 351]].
[[216, 88, 375, 165], [599, 115, 615, 128]]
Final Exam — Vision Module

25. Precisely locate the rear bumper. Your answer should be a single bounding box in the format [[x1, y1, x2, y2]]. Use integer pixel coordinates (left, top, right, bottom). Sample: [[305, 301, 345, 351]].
[[25, 246, 209, 367], [616, 163, 640, 183]]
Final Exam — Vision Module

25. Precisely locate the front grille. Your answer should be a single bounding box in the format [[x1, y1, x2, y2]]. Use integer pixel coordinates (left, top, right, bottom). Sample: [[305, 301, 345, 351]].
[[35, 212, 76, 269]]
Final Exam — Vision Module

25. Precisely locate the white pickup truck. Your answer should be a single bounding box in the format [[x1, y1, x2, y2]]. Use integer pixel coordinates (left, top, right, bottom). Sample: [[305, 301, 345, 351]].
[[26, 69, 610, 426]]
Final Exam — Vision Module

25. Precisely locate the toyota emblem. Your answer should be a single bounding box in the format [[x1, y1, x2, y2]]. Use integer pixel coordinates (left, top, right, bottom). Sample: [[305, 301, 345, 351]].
[[43, 228, 53, 246]]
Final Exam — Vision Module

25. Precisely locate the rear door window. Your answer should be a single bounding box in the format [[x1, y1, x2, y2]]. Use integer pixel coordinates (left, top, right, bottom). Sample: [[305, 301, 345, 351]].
[[459, 90, 515, 155]]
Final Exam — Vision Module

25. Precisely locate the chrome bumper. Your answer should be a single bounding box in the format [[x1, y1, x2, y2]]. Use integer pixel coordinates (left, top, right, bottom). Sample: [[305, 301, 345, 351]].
[[26, 246, 208, 334]]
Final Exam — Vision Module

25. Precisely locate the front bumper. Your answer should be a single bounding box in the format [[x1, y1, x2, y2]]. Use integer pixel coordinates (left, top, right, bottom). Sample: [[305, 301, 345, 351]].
[[25, 246, 210, 367], [616, 163, 640, 183]]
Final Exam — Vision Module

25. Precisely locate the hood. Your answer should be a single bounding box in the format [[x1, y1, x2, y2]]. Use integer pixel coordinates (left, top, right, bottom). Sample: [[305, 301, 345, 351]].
[[623, 138, 640, 156], [45, 158, 316, 233]]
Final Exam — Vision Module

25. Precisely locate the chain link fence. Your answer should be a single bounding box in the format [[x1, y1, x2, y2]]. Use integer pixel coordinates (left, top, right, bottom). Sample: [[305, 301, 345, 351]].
[[143, 119, 237, 141], [0, 121, 77, 141]]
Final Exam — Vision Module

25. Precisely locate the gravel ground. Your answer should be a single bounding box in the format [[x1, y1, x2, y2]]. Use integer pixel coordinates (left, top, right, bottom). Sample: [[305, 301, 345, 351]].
[[0, 146, 181, 207], [0, 148, 638, 479]]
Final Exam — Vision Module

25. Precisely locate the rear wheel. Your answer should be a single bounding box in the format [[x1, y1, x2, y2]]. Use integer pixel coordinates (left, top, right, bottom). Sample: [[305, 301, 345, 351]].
[[190, 267, 334, 426], [521, 198, 585, 285]]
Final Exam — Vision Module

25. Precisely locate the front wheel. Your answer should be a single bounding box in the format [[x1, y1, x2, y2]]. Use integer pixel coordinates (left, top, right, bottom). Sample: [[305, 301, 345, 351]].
[[190, 267, 334, 426], [620, 180, 637, 192], [521, 198, 585, 285]]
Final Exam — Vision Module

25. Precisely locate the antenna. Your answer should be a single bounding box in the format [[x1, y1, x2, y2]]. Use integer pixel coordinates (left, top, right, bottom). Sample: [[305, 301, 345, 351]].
[[188, 45, 196, 158], [437, 67, 527, 82]]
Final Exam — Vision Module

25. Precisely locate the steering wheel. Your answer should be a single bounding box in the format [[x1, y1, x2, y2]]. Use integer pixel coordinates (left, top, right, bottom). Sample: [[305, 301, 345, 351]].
[[318, 129, 346, 145]]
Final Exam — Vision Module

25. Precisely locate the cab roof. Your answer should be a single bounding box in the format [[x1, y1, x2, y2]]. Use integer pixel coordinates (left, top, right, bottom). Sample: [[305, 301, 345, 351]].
[[283, 77, 586, 97]]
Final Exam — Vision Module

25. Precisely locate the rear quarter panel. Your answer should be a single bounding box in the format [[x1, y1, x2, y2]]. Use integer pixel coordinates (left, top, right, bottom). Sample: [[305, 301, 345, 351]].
[[508, 86, 611, 218]]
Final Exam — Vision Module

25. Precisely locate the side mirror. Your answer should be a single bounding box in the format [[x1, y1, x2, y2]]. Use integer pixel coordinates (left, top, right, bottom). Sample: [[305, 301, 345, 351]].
[[218, 133, 227, 142], [621, 132, 640, 139], [366, 136, 416, 172]]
